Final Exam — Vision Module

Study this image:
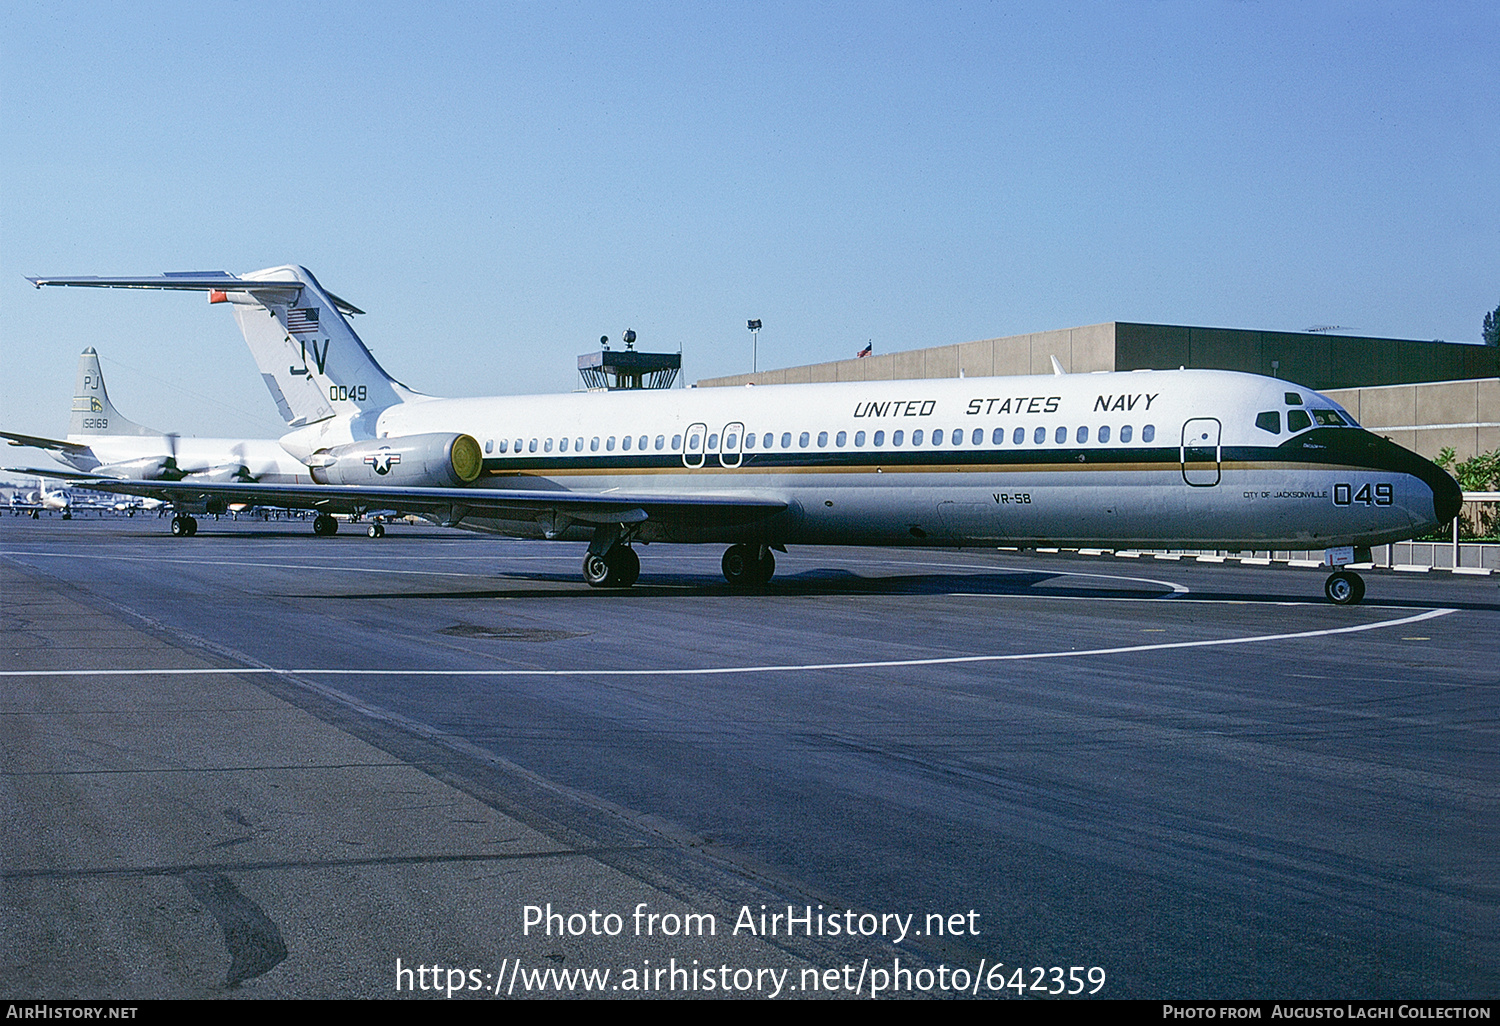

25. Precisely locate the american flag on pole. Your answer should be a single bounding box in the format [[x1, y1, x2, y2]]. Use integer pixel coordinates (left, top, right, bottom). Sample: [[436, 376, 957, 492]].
[[287, 308, 320, 335], [856, 342, 872, 358]]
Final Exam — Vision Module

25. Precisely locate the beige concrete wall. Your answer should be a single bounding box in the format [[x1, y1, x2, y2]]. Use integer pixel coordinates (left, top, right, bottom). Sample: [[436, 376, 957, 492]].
[[1323, 378, 1499, 461]]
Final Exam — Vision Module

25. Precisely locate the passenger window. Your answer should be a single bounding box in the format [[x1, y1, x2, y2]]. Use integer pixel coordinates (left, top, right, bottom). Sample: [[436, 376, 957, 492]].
[[1034, 427, 1046, 444], [855, 430, 866, 446], [912, 429, 924, 446], [836, 431, 846, 447], [528, 438, 538, 453], [873, 430, 885, 446], [621, 435, 631, 451], [639, 435, 648, 449], [892, 430, 904, 446], [606, 436, 616, 451], [972, 428, 983, 445], [762, 433, 772, 448], [559, 437, 568, 452], [1076, 426, 1088, 444], [951, 429, 963, 448], [1098, 425, 1110, 443], [798, 432, 809, 448], [1287, 410, 1311, 432], [1256, 411, 1282, 434], [817, 431, 827, 447], [992, 428, 1004, 445], [1055, 426, 1067, 444], [1120, 425, 1132, 443], [932, 428, 944, 445], [707, 434, 718, 449], [576, 438, 583, 451], [672, 434, 682, 450], [1284, 392, 1303, 406], [590, 437, 599, 452], [726, 433, 738, 449], [1142, 425, 1155, 443], [743, 433, 754, 449], [485, 439, 494, 454], [781, 433, 792, 448], [1013, 427, 1025, 445], [544, 438, 553, 452]]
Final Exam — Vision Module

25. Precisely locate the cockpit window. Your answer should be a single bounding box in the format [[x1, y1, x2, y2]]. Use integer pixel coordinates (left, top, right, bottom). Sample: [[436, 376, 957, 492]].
[[1284, 392, 1303, 406], [1311, 409, 1347, 426], [1255, 411, 1281, 435], [1287, 409, 1312, 432]]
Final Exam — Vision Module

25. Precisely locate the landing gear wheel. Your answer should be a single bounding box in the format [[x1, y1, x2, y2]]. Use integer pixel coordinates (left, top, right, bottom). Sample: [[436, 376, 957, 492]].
[[170, 514, 197, 537], [582, 546, 640, 588], [1324, 570, 1365, 605], [313, 514, 338, 537], [722, 544, 776, 588], [368, 523, 386, 538]]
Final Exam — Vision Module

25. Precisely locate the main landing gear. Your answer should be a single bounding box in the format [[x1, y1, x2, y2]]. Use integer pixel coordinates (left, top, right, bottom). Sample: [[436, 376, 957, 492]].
[[170, 514, 197, 537], [583, 546, 640, 588], [721, 544, 776, 589], [312, 514, 339, 537], [1324, 570, 1366, 605]]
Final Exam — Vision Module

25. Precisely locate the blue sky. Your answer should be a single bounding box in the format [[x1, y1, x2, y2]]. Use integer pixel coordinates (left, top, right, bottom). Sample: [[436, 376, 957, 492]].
[[2, 1, 1496, 444]]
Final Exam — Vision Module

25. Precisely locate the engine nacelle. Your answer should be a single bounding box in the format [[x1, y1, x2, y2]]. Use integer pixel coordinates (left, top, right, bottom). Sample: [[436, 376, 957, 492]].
[[308, 433, 483, 488]]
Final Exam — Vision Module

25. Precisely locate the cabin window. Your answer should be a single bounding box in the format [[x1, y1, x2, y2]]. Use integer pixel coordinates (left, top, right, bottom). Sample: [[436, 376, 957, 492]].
[[1076, 426, 1088, 444], [1120, 425, 1133, 443], [672, 434, 682, 450], [1286, 410, 1311, 433], [1142, 425, 1156, 443], [798, 432, 809, 448], [931, 428, 943, 445], [726, 433, 738, 449], [744, 433, 755, 449], [855, 430, 866, 446], [892, 430, 904, 446], [621, 435, 631, 451], [606, 436, 616, 451], [688, 432, 701, 450], [1055, 426, 1067, 444], [528, 438, 538, 453], [575, 437, 583, 451], [708, 433, 719, 449], [544, 438, 553, 452], [761, 433, 772, 448], [590, 437, 600, 452], [951, 429, 963, 448], [1034, 426, 1046, 445], [817, 431, 828, 447], [559, 437, 569, 452], [873, 430, 885, 446], [1255, 411, 1281, 435], [637, 435, 647, 450], [1284, 392, 1303, 406], [836, 430, 847, 447], [912, 429, 924, 446], [1098, 425, 1110, 443], [484, 439, 494, 454], [992, 428, 1004, 445], [1013, 427, 1025, 445], [972, 428, 983, 445]]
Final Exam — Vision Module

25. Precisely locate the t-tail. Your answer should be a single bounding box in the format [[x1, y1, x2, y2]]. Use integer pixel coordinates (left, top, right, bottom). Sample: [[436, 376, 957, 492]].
[[27, 266, 426, 441]]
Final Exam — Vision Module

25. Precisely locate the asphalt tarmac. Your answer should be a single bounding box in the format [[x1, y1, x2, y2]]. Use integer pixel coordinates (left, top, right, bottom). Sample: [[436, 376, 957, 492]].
[[2, 514, 1496, 999]]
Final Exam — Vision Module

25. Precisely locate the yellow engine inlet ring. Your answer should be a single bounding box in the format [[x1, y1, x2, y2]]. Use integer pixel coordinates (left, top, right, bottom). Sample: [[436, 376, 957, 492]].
[[449, 434, 484, 483]]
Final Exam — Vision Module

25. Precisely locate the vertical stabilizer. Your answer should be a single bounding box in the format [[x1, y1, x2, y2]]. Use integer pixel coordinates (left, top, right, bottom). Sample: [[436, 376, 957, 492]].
[[218, 266, 419, 433], [69, 348, 156, 437]]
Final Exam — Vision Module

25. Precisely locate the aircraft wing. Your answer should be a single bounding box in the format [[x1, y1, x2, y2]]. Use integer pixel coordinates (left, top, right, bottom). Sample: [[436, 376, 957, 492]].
[[55, 478, 788, 531], [2, 431, 93, 455]]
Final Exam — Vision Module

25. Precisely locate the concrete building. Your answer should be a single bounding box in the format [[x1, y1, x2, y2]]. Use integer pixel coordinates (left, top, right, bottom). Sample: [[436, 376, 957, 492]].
[[698, 322, 1498, 461]]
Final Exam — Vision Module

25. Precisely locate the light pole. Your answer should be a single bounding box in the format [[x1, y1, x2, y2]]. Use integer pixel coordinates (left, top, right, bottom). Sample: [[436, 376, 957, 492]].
[[747, 319, 761, 374]]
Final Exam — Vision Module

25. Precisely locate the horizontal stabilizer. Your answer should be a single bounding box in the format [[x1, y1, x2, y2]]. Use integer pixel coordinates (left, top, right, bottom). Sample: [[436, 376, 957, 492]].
[[1, 431, 92, 455]]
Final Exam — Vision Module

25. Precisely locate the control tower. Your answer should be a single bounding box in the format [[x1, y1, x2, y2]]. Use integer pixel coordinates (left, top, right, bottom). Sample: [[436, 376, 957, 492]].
[[577, 331, 681, 391]]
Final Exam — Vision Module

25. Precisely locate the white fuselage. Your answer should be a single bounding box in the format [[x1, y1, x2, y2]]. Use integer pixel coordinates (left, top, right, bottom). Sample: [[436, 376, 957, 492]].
[[363, 368, 1451, 551]]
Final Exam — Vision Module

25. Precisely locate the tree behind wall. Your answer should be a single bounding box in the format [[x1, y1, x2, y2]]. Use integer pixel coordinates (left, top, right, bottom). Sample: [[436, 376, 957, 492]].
[[1485, 303, 1499, 346]]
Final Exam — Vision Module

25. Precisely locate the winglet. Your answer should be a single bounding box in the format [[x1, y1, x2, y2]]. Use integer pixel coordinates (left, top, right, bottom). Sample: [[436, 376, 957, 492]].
[[1050, 355, 1067, 376]]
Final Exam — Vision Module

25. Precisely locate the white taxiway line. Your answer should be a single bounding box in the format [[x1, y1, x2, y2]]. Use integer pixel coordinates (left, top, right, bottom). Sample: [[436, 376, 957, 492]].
[[0, 608, 1455, 679]]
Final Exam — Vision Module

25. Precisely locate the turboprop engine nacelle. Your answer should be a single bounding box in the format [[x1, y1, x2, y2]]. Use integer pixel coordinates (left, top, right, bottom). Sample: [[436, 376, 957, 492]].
[[307, 432, 483, 488]]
